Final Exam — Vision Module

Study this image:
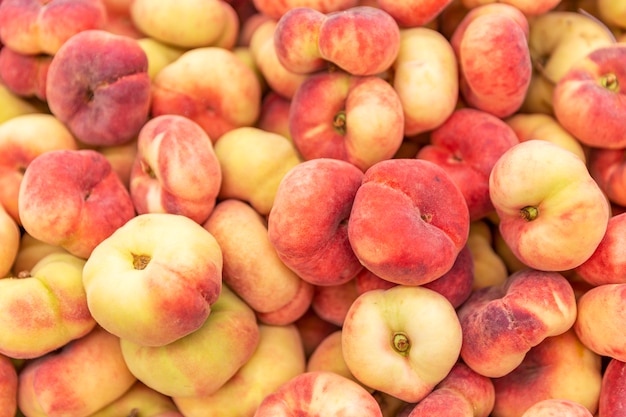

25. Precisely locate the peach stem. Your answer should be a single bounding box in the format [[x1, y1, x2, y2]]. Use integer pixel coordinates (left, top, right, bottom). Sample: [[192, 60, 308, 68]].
[[520, 206, 538, 221], [132, 253, 151, 270], [600, 73, 619, 92], [333, 111, 347, 135], [392, 332, 410, 356]]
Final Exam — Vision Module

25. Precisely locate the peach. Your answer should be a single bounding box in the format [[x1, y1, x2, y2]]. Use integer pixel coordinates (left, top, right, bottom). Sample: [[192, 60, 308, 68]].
[[0, 46, 50, 101], [0, 354, 17, 417], [174, 324, 306, 417], [311, 278, 359, 327], [255, 278, 316, 326], [597, 0, 626, 29], [203, 198, 304, 314], [268, 158, 365, 286], [462, 0, 561, 15], [251, 0, 358, 20], [0, 252, 96, 359], [588, 147, 626, 207], [451, 3, 531, 118], [575, 212, 626, 285], [553, 44, 626, 149], [348, 158, 470, 286], [256, 91, 292, 141], [376, 0, 454, 27], [489, 140, 610, 272], [130, 0, 229, 48], [18, 149, 136, 259], [491, 329, 602, 417], [294, 307, 341, 358], [403, 362, 495, 417], [129, 114, 222, 224], [151, 47, 262, 143], [422, 245, 474, 308], [574, 283, 626, 361], [504, 113, 586, 163], [417, 107, 519, 221], [392, 26, 458, 137], [249, 18, 309, 99], [46, 29, 152, 147], [0, 203, 19, 278], [0, 112, 78, 225], [342, 285, 462, 403], [136, 37, 185, 80], [89, 382, 181, 417], [214, 126, 302, 216], [288, 70, 404, 171], [466, 220, 509, 289], [0, 0, 107, 55], [253, 370, 383, 416], [306, 330, 356, 384], [521, 399, 594, 417], [82, 213, 223, 347], [120, 285, 260, 398], [457, 268, 578, 378], [96, 136, 138, 189], [598, 358, 626, 417], [10, 233, 68, 275], [17, 326, 137, 417], [0, 81, 41, 123], [354, 268, 397, 294]]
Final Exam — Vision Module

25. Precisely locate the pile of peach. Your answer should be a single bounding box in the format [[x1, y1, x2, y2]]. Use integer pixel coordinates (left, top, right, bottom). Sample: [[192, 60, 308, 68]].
[[1, 0, 626, 416]]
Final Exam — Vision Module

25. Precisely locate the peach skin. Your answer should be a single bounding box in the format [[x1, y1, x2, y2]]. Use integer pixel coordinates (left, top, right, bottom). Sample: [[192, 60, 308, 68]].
[[0, 203, 19, 279], [588, 146, 626, 208], [598, 358, 626, 417], [0, 354, 17, 417]]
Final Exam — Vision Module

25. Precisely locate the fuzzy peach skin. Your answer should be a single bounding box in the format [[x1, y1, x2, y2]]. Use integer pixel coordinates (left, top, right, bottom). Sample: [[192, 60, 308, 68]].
[[83, 213, 223, 347], [120, 285, 260, 398], [553, 44, 626, 149], [273, 7, 328, 74], [46, 29, 151, 147], [318, 6, 400, 76], [0, 354, 17, 417], [574, 283, 626, 361], [256, 91, 292, 140], [253, 370, 383, 417], [377, 0, 453, 27], [588, 147, 626, 207], [268, 158, 364, 286], [462, 0, 561, 15], [0, 252, 96, 359], [252, 0, 358, 20], [311, 279, 359, 327], [489, 140, 610, 271], [89, 381, 182, 417], [151, 47, 261, 143], [250, 18, 309, 99], [0, 46, 51, 101], [130, 0, 227, 48], [342, 285, 463, 403], [598, 358, 626, 417], [0, 112, 78, 225], [466, 220, 509, 290], [129, 114, 222, 225], [598, 0, 626, 29], [457, 268, 578, 378], [214, 126, 302, 216], [256, 278, 315, 326], [136, 37, 185, 80], [348, 158, 470, 286], [451, 3, 531, 118], [417, 108, 519, 221], [492, 329, 602, 417], [403, 361, 495, 417], [295, 307, 341, 359], [289, 70, 404, 172], [521, 399, 594, 417], [18, 149, 136, 259], [504, 113, 586, 163], [174, 324, 306, 417], [0, 0, 107, 55], [575, 212, 626, 285], [392, 26, 458, 137], [203, 198, 303, 314], [307, 330, 357, 384], [523, 10, 616, 115], [422, 245, 474, 308], [0, 204, 19, 278], [18, 326, 137, 417]]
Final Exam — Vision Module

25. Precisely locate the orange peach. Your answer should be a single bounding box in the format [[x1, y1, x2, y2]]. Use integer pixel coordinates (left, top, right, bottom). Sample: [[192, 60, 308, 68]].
[[0, 0, 107, 55], [491, 330, 602, 417], [120, 285, 260, 398], [288, 70, 404, 171], [17, 326, 137, 417], [457, 268, 578, 378], [82, 213, 223, 347], [46, 29, 151, 147], [0, 112, 78, 225], [268, 158, 365, 286], [129, 114, 222, 224], [348, 158, 470, 286], [18, 149, 136, 259], [203, 198, 304, 314], [151, 47, 262, 143]]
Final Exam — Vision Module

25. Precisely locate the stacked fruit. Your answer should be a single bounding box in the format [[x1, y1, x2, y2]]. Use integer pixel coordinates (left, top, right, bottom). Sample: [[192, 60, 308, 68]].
[[1, 0, 626, 416]]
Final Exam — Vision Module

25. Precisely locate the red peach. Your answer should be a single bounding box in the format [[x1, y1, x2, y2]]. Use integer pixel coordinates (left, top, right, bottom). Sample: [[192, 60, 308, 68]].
[[0, 46, 50, 100], [598, 358, 626, 417]]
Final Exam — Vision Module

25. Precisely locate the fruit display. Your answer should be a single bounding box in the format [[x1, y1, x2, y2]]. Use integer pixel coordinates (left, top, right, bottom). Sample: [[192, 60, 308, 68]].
[[1, 0, 626, 416]]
